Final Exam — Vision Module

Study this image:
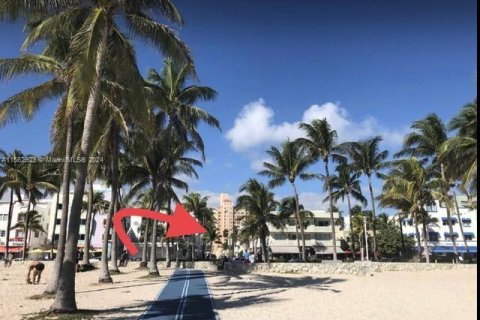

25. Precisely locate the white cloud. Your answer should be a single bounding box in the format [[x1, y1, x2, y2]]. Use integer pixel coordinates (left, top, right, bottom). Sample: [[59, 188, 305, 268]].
[[226, 99, 408, 168]]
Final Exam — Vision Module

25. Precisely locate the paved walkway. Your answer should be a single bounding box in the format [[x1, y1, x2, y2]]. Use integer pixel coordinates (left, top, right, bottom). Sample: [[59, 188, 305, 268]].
[[140, 269, 218, 320]]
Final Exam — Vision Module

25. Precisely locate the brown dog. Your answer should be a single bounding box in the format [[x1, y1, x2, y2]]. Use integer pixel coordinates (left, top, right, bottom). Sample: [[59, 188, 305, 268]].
[[26, 261, 45, 285]]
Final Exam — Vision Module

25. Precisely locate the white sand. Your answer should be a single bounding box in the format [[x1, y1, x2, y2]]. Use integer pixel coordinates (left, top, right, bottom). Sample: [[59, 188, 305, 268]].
[[207, 269, 477, 320], [0, 261, 172, 320], [0, 262, 476, 320]]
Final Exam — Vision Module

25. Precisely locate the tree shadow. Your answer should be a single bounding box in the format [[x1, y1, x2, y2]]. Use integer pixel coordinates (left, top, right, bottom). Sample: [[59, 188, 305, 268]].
[[209, 273, 345, 311]]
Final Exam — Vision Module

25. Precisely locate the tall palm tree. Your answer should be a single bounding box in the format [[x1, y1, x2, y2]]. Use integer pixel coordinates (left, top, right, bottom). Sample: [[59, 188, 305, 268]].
[[328, 164, 367, 260], [16, 161, 58, 260], [297, 118, 345, 261], [259, 140, 316, 260], [235, 179, 281, 263], [383, 158, 434, 262], [82, 190, 107, 265], [0, 150, 23, 262], [340, 136, 389, 261], [395, 114, 459, 262], [130, 189, 155, 268], [1, 0, 192, 311], [440, 100, 477, 193], [183, 192, 210, 261]]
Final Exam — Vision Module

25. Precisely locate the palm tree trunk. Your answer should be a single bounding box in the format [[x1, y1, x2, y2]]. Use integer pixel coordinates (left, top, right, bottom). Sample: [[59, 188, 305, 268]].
[[291, 182, 306, 261], [148, 220, 159, 275], [191, 235, 195, 261], [440, 164, 459, 262], [82, 179, 94, 266], [50, 23, 109, 312], [421, 218, 430, 263], [165, 200, 172, 267], [324, 161, 337, 262], [22, 191, 32, 261], [453, 194, 472, 262], [260, 231, 269, 263], [399, 214, 405, 251], [44, 117, 73, 294], [50, 189, 60, 258], [109, 126, 120, 273], [5, 189, 14, 264], [140, 218, 150, 268], [367, 175, 378, 261], [414, 214, 422, 260], [346, 193, 355, 261]]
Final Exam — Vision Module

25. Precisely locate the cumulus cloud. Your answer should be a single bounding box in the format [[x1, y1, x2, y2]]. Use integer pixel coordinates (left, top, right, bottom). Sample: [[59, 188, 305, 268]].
[[225, 99, 408, 168]]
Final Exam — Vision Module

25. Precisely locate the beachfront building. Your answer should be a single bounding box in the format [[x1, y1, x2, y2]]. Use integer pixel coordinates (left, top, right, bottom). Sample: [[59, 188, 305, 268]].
[[213, 193, 247, 255], [265, 210, 345, 260], [0, 198, 52, 257], [398, 195, 477, 259]]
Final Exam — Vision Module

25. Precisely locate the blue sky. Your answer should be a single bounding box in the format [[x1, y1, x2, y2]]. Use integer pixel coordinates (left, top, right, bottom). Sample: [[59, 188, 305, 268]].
[[0, 0, 477, 212]]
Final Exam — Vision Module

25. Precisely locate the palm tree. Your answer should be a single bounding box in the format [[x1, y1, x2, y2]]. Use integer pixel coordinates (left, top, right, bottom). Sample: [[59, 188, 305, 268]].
[[0, 150, 23, 262], [259, 140, 316, 260], [11, 210, 47, 244], [16, 161, 58, 260], [440, 100, 477, 193], [82, 190, 107, 266], [235, 179, 281, 263], [130, 189, 155, 268], [277, 196, 313, 254], [328, 164, 367, 260], [340, 136, 389, 261], [395, 114, 459, 262], [297, 118, 345, 261], [183, 192, 211, 261], [383, 158, 434, 262], [1, 0, 192, 311]]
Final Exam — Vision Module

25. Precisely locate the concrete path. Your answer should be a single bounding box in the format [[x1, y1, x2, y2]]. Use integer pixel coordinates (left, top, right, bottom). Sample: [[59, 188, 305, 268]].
[[140, 269, 218, 320]]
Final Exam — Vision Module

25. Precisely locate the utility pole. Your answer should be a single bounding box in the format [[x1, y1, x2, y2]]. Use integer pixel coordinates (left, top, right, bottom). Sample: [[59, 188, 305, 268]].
[[364, 216, 369, 261]]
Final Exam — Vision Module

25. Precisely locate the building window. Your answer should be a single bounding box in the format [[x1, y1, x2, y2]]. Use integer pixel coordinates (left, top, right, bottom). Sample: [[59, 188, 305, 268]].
[[0, 214, 8, 221], [57, 203, 63, 210], [274, 234, 286, 240], [34, 231, 40, 238], [287, 234, 297, 240], [303, 234, 311, 240], [315, 233, 331, 241], [428, 232, 440, 241], [315, 219, 330, 227], [442, 218, 457, 226], [425, 204, 437, 212], [79, 234, 85, 241], [56, 218, 61, 225], [444, 232, 459, 240], [18, 213, 26, 222], [80, 219, 87, 225], [463, 233, 475, 241], [462, 218, 472, 227], [0, 230, 6, 237], [54, 234, 59, 241]]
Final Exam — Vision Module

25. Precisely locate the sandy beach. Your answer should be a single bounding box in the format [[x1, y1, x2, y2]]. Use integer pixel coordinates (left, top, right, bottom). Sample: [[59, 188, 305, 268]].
[[0, 261, 173, 320], [0, 262, 476, 320]]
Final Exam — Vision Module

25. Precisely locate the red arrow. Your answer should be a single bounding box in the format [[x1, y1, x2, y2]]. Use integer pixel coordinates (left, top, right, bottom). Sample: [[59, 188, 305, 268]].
[[113, 203, 207, 256]]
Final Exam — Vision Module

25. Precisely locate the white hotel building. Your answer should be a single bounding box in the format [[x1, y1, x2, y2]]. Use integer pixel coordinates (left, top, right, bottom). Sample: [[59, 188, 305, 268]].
[[265, 210, 345, 260], [399, 196, 477, 259]]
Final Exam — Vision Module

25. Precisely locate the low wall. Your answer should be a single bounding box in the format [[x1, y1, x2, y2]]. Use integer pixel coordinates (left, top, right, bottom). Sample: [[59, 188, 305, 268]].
[[159, 260, 218, 271], [223, 261, 476, 276]]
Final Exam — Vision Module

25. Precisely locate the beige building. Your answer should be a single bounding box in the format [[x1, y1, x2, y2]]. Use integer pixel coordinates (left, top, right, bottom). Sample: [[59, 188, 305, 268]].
[[213, 193, 247, 255]]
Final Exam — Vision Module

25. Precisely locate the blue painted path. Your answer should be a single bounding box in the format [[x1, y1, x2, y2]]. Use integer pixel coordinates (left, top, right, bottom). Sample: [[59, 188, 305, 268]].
[[140, 269, 218, 320]]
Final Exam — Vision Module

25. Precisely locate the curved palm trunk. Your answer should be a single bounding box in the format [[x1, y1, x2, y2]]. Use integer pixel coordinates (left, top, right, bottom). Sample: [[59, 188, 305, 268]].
[[413, 214, 422, 260], [44, 117, 73, 294], [109, 127, 120, 273], [440, 164, 459, 262], [453, 195, 472, 262], [82, 180, 94, 265], [50, 190, 61, 258], [346, 193, 355, 261], [324, 161, 338, 262], [50, 24, 109, 312], [367, 175, 378, 261], [139, 218, 150, 268], [5, 189, 14, 264], [22, 191, 32, 261], [291, 182, 306, 261]]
